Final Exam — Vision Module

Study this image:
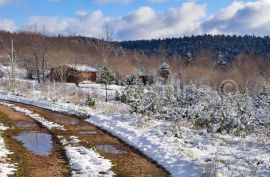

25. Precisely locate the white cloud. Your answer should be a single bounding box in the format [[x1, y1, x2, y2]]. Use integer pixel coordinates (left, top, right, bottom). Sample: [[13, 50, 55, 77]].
[[202, 0, 270, 36], [26, 2, 206, 40], [0, 19, 17, 31], [114, 2, 206, 40], [3, 0, 270, 40], [27, 10, 107, 38]]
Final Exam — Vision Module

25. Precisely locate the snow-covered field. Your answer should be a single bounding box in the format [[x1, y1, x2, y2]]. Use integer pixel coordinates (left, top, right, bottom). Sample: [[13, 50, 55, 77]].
[[0, 124, 16, 177], [0, 102, 114, 177], [0, 65, 269, 177], [0, 89, 269, 177]]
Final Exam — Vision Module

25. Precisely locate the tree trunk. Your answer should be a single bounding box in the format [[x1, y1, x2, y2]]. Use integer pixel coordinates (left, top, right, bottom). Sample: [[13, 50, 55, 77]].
[[105, 84, 108, 102], [42, 56, 45, 82], [35, 57, 40, 83]]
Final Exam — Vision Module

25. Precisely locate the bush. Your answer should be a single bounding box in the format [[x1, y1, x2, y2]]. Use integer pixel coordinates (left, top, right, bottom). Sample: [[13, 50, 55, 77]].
[[86, 95, 96, 108], [120, 81, 270, 136]]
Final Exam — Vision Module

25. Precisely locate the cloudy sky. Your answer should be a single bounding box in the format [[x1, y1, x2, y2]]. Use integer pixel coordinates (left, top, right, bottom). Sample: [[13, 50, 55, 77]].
[[0, 0, 269, 40]]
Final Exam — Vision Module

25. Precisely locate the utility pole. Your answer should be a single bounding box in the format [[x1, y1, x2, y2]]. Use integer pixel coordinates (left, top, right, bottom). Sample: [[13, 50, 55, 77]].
[[11, 38, 15, 93]]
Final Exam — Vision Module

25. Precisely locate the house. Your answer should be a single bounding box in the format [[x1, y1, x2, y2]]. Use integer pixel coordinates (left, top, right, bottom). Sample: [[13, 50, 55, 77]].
[[50, 64, 98, 85]]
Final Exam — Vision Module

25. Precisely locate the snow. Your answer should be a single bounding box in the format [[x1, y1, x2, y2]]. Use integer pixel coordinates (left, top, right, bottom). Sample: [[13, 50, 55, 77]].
[[60, 136, 114, 177], [0, 93, 201, 176], [0, 91, 270, 176], [0, 101, 114, 177], [0, 124, 17, 177], [0, 65, 26, 79], [66, 64, 98, 72], [0, 65, 269, 177]]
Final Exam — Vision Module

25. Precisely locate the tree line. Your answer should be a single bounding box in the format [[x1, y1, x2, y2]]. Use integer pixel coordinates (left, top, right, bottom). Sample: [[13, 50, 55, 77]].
[[118, 34, 270, 61]]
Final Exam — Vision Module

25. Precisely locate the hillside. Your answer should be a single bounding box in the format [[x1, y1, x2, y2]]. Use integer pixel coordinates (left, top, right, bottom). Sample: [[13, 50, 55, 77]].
[[119, 35, 270, 60]]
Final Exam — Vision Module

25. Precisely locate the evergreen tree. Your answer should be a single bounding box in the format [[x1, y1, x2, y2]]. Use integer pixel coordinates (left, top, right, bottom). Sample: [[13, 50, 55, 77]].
[[99, 60, 115, 102], [159, 63, 171, 83]]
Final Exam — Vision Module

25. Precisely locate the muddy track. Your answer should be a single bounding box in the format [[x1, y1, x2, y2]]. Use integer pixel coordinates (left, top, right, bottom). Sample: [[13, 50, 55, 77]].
[[13, 102, 170, 177], [0, 105, 71, 177]]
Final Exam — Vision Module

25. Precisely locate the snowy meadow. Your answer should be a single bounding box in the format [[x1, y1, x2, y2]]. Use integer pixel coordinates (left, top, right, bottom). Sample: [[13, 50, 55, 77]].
[[0, 73, 269, 177]]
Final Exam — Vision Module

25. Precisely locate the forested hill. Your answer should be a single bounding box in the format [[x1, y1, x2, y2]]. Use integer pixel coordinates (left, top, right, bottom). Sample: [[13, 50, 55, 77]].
[[118, 35, 270, 60]]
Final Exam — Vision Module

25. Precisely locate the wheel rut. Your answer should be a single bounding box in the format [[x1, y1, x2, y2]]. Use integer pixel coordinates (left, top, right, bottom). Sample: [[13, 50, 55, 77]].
[[0, 105, 71, 177], [13, 102, 170, 177]]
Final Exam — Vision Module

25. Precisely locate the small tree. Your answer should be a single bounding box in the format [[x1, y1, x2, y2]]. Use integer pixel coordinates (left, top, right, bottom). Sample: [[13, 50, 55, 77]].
[[184, 52, 193, 66], [216, 52, 227, 70], [99, 60, 115, 102], [159, 63, 171, 83]]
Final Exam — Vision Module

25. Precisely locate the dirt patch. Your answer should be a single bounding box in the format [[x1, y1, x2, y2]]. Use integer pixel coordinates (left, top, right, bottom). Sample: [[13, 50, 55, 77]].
[[0, 105, 71, 177], [14, 102, 170, 177]]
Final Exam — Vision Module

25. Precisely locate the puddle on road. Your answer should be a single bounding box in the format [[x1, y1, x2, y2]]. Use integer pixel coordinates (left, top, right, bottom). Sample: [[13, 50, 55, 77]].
[[16, 120, 37, 128], [53, 116, 79, 125], [96, 144, 127, 155], [79, 131, 98, 135], [14, 131, 53, 156]]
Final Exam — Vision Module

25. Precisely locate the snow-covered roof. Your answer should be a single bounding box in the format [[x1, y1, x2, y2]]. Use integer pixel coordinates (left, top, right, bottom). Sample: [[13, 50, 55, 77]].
[[66, 64, 98, 72]]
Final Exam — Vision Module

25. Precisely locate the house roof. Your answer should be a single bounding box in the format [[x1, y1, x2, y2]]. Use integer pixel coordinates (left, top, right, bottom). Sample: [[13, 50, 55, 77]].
[[66, 64, 98, 72]]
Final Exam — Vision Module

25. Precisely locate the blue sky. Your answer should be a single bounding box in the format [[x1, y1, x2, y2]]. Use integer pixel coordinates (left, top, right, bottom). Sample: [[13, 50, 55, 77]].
[[0, 0, 253, 23], [0, 0, 268, 40]]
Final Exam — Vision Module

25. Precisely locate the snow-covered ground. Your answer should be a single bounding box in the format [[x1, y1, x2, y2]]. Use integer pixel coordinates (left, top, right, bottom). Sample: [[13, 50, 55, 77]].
[[1, 91, 269, 177], [0, 65, 269, 176], [0, 65, 26, 80], [0, 102, 114, 177], [0, 124, 17, 177]]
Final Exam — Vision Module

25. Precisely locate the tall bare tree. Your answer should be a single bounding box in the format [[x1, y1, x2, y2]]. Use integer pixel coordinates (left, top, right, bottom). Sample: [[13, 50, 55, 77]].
[[40, 27, 49, 82], [28, 25, 49, 83], [95, 22, 114, 63]]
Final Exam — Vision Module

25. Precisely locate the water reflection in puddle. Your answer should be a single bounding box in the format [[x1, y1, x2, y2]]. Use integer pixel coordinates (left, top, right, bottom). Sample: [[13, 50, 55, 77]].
[[53, 117, 79, 125], [96, 145, 127, 155], [14, 132, 53, 156], [79, 131, 97, 135], [16, 121, 37, 128]]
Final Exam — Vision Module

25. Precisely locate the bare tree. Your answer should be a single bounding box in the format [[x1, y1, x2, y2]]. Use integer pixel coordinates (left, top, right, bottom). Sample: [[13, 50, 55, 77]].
[[95, 22, 114, 63], [95, 22, 115, 102], [40, 27, 49, 82], [28, 25, 49, 83]]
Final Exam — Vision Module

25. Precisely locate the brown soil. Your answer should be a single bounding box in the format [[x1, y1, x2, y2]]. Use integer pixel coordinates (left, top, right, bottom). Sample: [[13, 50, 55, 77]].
[[0, 105, 71, 177], [14, 102, 170, 177]]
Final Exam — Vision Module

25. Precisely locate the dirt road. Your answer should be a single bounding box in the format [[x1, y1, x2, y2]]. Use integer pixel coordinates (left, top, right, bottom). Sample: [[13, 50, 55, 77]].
[[0, 105, 70, 177], [1, 102, 170, 177]]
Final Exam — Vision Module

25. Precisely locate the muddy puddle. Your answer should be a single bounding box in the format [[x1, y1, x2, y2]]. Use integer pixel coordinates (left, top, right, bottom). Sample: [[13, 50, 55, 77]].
[[16, 120, 37, 128], [96, 144, 127, 155], [14, 131, 53, 156]]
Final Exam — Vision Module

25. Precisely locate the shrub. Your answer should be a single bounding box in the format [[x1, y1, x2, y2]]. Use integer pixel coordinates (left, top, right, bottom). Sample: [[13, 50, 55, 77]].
[[86, 95, 96, 108]]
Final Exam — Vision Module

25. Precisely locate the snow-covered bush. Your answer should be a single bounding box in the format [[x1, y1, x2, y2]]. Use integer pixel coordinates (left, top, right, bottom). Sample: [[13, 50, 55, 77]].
[[85, 95, 96, 108], [122, 74, 137, 86], [120, 76, 158, 115], [120, 81, 270, 136], [159, 63, 171, 83]]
